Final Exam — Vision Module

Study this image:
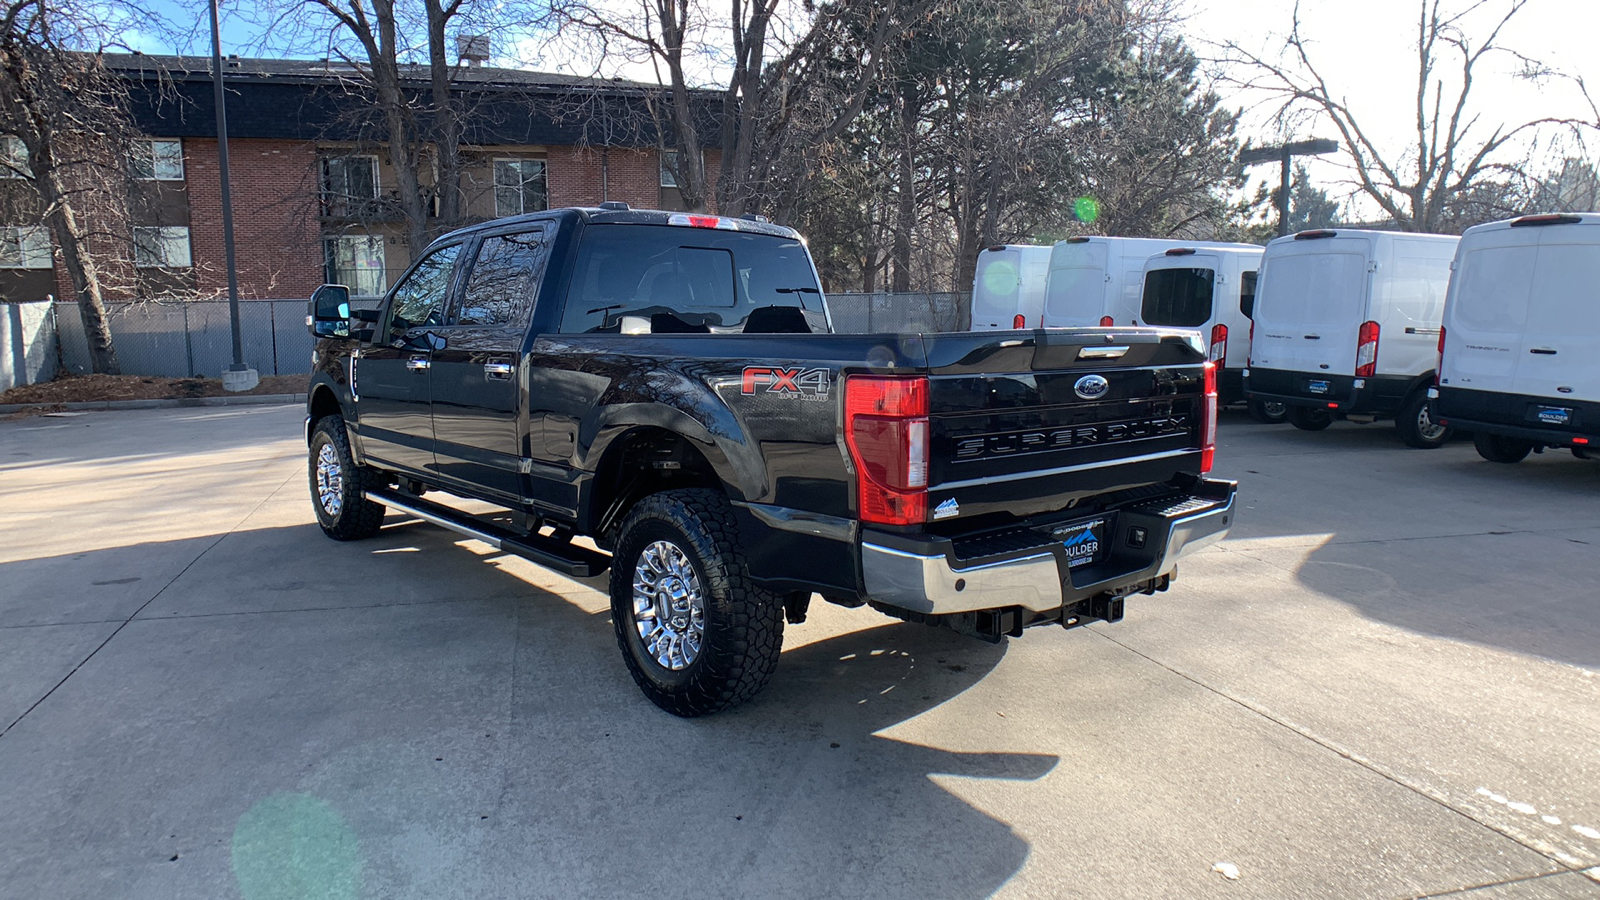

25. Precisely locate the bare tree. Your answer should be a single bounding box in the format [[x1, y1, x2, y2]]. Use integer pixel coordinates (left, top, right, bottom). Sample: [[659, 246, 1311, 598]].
[[1221, 0, 1598, 233], [0, 0, 132, 373], [544, 0, 922, 220]]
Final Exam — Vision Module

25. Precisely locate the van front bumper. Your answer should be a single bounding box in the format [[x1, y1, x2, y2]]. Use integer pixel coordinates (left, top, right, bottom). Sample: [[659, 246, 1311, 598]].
[[861, 479, 1236, 616]]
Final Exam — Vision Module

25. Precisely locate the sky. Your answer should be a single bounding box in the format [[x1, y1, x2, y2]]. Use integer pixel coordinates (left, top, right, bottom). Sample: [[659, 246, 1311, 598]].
[[1182, 0, 1600, 219]]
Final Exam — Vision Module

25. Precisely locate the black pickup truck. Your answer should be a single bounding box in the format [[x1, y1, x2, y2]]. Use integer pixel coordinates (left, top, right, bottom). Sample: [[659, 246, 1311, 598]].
[[305, 205, 1236, 716]]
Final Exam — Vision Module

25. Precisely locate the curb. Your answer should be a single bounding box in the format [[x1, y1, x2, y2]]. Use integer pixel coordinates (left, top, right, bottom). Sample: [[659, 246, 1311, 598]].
[[0, 393, 305, 414]]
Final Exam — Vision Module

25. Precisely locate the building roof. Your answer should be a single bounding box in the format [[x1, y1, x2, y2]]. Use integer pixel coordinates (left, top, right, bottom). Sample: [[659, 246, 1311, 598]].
[[102, 53, 719, 147]]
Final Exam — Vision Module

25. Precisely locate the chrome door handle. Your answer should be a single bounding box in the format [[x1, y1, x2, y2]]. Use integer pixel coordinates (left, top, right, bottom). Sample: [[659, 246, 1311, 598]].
[[483, 361, 514, 380], [406, 356, 431, 371]]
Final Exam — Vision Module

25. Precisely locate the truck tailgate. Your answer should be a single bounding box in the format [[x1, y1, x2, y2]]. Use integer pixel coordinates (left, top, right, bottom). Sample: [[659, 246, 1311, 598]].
[[923, 328, 1207, 524]]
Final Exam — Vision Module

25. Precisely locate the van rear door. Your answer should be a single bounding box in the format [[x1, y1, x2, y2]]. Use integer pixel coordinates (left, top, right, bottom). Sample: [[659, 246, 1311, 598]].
[[1043, 241, 1110, 327], [973, 248, 1024, 329], [1511, 228, 1600, 405], [1252, 238, 1370, 376], [1442, 230, 1538, 391]]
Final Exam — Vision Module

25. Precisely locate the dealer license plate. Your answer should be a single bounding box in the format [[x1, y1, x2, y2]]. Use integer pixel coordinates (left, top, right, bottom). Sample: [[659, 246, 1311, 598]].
[[1308, 379, 1331, 395], [1536, 406, 1572, 426], [1053, 518, 1109, 569]]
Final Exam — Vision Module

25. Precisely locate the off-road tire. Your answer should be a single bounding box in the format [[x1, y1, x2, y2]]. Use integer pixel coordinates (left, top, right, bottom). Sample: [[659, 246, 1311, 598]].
[[1395, 390, 1452, 449], [1288, 406, 1333, 432], [1247, 398, 1289, 424], [609, 489, 784, 717], [309, 415, 386, 540], [1475, 432, 1534, 464]]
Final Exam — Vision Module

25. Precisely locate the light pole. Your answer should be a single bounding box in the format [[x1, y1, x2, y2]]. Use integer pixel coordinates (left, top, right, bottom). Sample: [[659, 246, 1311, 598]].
[[211, 0, 258, 391], [1240, 138, 1339, 237]]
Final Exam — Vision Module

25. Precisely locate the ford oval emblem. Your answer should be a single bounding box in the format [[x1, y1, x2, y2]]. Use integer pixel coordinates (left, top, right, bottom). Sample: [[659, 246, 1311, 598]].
[[1074, 374, 1110, 400]]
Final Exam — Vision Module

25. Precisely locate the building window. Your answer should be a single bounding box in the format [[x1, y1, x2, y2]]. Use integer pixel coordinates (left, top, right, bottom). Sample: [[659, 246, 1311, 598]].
[[131, 139, 185, 181], [659, 149, 706, 189], [325, 234, 387, 297], [494, 159, 547, 217], [0, 226, 51, 268], [132, 226, 192, 268], [321, 155, 380, 217], [1, 136, 29, 180]]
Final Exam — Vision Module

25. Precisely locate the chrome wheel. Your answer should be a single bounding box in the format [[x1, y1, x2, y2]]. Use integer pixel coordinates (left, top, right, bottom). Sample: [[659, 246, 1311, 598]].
[[315, 442, 344, 517], [1416, 406, 1447, 442], [632, 540, 705, 671]]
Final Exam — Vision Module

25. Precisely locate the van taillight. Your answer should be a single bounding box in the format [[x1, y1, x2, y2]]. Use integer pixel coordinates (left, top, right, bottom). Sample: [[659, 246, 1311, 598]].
[[1012, 314, 1025, 329], [844, 376, 929, 526], [1099, 315, 1113, 327], [1356, 321, 1380, 377], [1435, 326, 1446, 385], [1209, 323, 1228, 366], [1201, 361, 1218, 474]]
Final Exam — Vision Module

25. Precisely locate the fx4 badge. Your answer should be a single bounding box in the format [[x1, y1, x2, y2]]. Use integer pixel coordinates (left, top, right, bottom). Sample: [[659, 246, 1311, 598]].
[[741, 366, 831, 401]]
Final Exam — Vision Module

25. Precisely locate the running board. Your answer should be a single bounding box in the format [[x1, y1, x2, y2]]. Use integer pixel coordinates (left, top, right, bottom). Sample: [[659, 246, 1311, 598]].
[[364, 487, 610, 578]]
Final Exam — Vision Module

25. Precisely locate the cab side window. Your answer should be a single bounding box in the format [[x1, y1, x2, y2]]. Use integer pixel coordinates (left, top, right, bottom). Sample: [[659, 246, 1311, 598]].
[[455, 231, 546, 327], [387, 244, 462, 332]]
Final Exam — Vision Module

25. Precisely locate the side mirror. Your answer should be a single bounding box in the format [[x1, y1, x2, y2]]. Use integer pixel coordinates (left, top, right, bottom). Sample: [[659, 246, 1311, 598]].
[[307, 284, 352, 338]]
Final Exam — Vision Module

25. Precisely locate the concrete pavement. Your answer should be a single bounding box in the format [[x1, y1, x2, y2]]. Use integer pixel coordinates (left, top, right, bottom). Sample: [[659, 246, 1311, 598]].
[[1, 405, 1597, 899]]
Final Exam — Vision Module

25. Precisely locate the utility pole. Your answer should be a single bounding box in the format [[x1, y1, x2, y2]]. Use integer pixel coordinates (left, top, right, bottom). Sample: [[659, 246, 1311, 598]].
[[1240, 139, 1339, 237], [211, 0, 258, 391]]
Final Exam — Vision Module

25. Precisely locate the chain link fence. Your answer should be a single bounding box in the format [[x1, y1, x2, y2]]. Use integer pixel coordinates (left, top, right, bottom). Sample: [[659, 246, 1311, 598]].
[[4, 291, 974, 389], [826, 291, 970, 334], [50, 300, 317, 379]]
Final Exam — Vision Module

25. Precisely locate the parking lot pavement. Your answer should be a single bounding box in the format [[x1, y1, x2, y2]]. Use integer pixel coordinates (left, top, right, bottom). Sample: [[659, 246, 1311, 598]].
[[2, 404, 1598, 900]]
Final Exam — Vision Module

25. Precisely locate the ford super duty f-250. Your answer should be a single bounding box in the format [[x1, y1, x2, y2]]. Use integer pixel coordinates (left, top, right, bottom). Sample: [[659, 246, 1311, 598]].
[[304, 205, 1236, 716]]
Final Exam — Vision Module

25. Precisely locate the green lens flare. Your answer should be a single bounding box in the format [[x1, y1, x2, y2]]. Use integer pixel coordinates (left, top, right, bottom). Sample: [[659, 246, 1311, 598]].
[[1074, 196, 1100, 224], [232, 793, 362, 900], [981, 259, 1019, 296]]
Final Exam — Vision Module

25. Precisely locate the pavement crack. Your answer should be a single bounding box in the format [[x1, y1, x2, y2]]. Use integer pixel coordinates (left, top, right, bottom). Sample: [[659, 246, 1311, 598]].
[[1090, 628, 1591, 876], [0, 470, 295, 741], [1408, 868, 1591, 899]]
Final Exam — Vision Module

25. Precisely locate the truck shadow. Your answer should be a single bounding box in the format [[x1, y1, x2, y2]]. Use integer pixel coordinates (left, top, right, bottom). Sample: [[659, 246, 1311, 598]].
[[0, 516, 1055, 900]]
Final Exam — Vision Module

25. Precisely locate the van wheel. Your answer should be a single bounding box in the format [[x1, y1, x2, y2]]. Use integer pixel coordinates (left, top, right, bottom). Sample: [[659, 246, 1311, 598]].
[[1396, 391, 1452, 449], [1247, 399, 1289, 424], [609, 489, 784, 717], [1475, 433, 1534, 464], [309, 415, 386, 541], [1287, 406, 1333, 431]]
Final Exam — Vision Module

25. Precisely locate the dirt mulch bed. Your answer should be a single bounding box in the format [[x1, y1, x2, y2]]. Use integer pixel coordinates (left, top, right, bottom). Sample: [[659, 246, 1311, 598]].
[[0, 373, 305, 406]]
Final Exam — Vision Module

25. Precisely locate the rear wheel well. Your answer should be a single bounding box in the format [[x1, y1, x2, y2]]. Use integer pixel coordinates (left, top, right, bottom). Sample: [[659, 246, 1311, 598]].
[[588, 428, 723, 548]]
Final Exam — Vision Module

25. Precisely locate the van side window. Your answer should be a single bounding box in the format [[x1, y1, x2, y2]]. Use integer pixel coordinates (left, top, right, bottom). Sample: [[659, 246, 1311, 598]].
[[455, 231, 546, 327], [1240, 270, 1258, 319]]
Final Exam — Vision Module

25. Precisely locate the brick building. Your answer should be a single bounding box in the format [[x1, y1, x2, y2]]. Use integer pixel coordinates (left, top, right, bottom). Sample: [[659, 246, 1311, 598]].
[[0, 54, 721, 303]]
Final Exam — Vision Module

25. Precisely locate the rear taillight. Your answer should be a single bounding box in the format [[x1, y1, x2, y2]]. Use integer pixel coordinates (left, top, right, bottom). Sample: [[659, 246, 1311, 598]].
[[1012, 314, 1025, 329], [1201, 361, 1218, 474], [1208, 323, 1228, 367], [1435, 326, 1446, 385], [844, 376, 929, 526], [1099, 315, 1113, 327], [1356, 321, 1380, 377]]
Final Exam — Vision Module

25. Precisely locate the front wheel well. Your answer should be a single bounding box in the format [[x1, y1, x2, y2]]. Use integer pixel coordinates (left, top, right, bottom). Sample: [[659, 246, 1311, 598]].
[[588, 428, 724, 548], [308, 384, 342, 428]]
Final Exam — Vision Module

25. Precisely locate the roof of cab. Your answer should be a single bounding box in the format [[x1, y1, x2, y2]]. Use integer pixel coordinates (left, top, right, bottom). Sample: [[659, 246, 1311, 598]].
[[1462, 212, 1600, 237], [432, 206, 802, 248]]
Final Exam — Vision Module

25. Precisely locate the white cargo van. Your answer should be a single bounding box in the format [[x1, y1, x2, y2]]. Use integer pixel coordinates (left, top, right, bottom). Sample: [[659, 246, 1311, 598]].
[[1137, 244, 1266, 410], [1244, 228, 1460, 447], [971, 244, 1053, 329], [1040, 236, 1222, 329], [1433, 213, 1600, 464]]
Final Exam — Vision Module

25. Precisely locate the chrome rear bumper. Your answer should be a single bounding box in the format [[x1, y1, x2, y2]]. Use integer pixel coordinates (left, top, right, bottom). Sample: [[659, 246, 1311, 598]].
[[861, 483, 1235, 616]]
